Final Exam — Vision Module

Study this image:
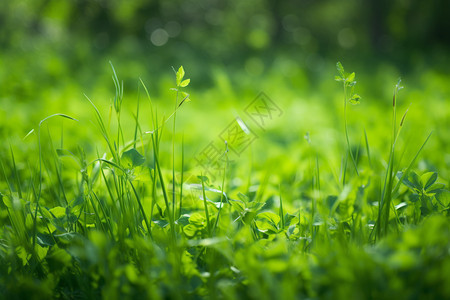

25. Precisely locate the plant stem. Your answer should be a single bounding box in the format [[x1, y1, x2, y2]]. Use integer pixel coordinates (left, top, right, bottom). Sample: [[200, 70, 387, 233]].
[[343, 85, 359, 180]]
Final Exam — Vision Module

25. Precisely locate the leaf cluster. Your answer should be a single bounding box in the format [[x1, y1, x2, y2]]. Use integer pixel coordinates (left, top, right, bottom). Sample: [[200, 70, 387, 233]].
[[335, 61, 361, 105]]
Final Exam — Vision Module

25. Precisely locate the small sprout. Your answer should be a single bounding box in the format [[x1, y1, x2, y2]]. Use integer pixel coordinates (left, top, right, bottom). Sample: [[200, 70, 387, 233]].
[[350, 94, 361, 105], [335, 61, 361, 176], [336, 61, 345, 77], [393, 78, 403, 107], [395, 78, 403, 91], [346, 72, 355, 83], [175, 66, 190, 87], [334, 75, 343, 82], [176, 66, 185, 86], [335, 62, 359, 93]]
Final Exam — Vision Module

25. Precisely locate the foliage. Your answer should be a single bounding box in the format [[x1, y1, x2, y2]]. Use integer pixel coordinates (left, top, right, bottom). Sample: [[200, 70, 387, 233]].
[[0, 63, 449, 300]]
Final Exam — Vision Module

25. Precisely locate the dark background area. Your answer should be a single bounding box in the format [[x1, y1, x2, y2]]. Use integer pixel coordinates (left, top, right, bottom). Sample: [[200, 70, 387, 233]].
[[1, 0, 449, 102]]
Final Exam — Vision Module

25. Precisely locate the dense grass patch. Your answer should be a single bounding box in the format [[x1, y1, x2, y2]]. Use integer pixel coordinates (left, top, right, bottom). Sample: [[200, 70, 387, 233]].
[[0, 62, 449, 299]]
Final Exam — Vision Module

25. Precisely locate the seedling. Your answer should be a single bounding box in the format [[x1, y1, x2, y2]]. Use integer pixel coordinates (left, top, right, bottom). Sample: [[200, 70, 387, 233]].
[[335, 62, 361, 181]]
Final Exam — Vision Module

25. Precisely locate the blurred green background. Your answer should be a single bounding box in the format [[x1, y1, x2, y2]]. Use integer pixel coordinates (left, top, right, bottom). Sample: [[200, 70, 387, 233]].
[[2, 0, 449, 97], [1, 0, 449, 182]]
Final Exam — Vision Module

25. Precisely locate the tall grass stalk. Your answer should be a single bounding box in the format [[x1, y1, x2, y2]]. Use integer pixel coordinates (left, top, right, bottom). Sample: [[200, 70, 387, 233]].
[[375, 79, 423, 239], [213, 142, 229, 235], [35, 114, 77, 255], [335, 62, 360, 184], [200, 175, 212, 236], [343, 85, 359, 178], [172, 68, 180, 228]]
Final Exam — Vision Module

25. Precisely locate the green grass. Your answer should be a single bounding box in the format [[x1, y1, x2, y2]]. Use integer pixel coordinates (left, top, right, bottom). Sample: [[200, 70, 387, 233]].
[[0, 62, 449, 300]]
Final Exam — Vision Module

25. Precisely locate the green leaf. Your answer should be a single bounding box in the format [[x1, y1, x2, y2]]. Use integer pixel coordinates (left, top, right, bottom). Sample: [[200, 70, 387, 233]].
[[426, 183, 445, 194], [71, 196, 84, 208], [237, 192, 249, 203], [176, 66, 185, 86], [436, 190, 450, 207], [16, 246, 31, 266], [421, 172, 438, 190], [54, 232, 83, 243], [346, 72, 355, 83], [48, 247, 72, 266], [398, 171, 422, 191], [37, 233, 56, 247], [409, 194, 420, 203], [189, 213, 206, 227], [349, 94, 361, 105], [257, 212, 281, 228], [1, 194, 13, 209], [121, 148, 145, 169], [41, 207, 53, 220], [255, 220, 278, 233], [395, 202, 408, 210], [229, 199, 245, 213], [176, 214, 191, 227], [197, 175, 209, 184], [283, 213, 299, 227], [408, 172, 423, 191], [183, 224, 199, 237], [181, 92, 190, 99], [420, 195, 434, 216], [180, 78, 190, 87], [242, 210, 258, 225], [50, 206, 66, 218], [335, 76, 343, 82], [39, 113, 78, 127], [130, 166, 151, 182], [153, 219, 169, 228], [336, 62, 344, 77], [256, 212, 281, 233]]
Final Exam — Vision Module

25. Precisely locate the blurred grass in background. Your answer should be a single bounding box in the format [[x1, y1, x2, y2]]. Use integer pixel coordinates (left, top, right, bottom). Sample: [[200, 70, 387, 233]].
[[2, 0, 449, 96], [1, 0, 449, 182], [1, 0, 449, 181]]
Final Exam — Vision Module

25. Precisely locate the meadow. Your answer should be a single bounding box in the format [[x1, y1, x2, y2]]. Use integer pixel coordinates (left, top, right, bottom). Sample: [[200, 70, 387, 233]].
[[0, 55, 449, 300]]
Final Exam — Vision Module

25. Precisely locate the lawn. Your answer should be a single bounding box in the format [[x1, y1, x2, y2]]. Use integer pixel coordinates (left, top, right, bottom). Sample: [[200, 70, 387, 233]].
[[1, 1, 449, 299]]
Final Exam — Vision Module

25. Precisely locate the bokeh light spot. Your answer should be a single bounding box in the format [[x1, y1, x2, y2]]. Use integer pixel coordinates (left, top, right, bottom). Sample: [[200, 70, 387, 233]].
[[248, 29, 269, 49], [151, 28, 169, 46]]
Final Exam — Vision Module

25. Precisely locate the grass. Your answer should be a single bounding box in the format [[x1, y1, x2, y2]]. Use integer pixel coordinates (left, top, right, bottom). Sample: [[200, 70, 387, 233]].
[[0, 62, 449, 299]]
